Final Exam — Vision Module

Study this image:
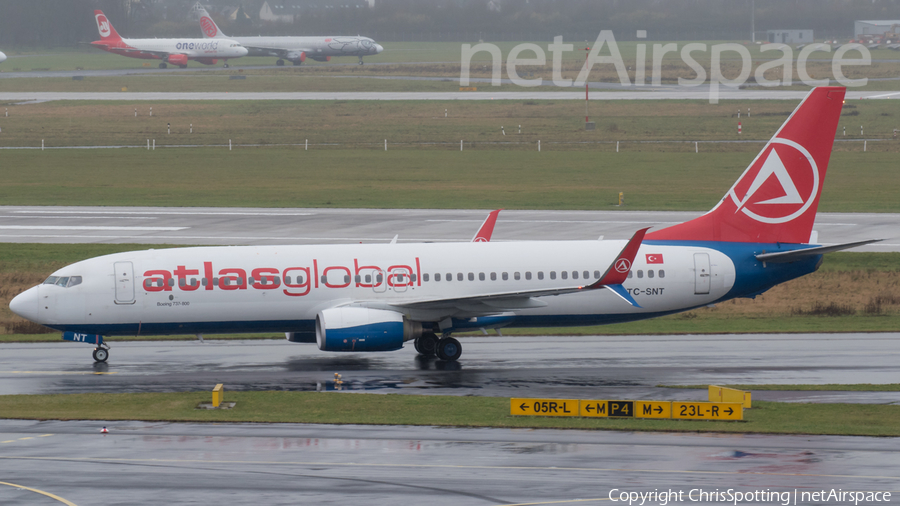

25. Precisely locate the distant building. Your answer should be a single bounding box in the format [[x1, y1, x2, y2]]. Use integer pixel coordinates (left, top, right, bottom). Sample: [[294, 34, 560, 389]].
[[260, 1, 294, 23], [767, 30, 813, 44], [855, 20, 900, 37]]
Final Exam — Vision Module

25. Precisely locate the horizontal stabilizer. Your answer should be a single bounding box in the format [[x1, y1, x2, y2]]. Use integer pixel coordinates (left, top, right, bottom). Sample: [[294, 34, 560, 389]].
[[755, 239, 882, 263]]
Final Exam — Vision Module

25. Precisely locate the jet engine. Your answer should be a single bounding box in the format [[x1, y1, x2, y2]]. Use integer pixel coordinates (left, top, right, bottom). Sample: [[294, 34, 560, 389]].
[[167, 54, 189, 67], [309, 55, 331, 62], [316, 307, 422, 352], [285, 51, 306, 63], [194, 57, 219, 65]]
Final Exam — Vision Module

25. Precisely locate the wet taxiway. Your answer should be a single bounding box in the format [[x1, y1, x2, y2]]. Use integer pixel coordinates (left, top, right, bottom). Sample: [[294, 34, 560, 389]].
[[1, 419, 898, 506], [1, 206, 897, 251], [2, 334, 899, 404]]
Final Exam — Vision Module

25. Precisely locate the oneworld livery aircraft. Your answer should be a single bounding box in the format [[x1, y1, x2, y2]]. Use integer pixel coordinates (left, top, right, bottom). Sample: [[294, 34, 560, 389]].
[[10, 87, 879, 364], [90, 10, 247, 68], [195, 7, 382, 66]]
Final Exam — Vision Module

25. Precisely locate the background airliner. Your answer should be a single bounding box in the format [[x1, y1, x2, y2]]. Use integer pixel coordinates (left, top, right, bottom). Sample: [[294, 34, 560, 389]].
[[0, 50, 6, 63], [90, 10, 247, 68], [9, 87, 877, 364], [195, 6, 382, 66]]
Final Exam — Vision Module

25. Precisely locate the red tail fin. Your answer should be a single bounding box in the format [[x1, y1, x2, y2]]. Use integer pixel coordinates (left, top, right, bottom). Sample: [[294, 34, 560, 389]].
[[93, 10, 122, 41], [647, 86, 846, 244]]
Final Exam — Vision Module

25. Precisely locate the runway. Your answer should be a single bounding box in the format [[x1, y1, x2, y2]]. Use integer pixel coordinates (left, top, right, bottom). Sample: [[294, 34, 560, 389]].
[[1, 206, 897, 251], [2, 334, 899, 404], [1, 90, 898, 102], [1, 419, 897, 506]]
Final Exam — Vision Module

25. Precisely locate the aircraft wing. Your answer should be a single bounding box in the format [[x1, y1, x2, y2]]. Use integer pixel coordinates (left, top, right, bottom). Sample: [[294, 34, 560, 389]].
[[387, 228, 649, 314]]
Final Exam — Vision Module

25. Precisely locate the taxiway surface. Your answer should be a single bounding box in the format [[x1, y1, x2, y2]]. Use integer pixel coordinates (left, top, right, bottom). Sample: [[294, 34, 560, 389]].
[[1, 206, 897, 251], [2, 419, 897, 506], [2, 334, 899, 404]]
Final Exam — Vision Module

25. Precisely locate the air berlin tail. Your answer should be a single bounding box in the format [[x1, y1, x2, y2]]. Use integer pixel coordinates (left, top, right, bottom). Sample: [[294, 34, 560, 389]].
[[646, 86, 846, 244], [93, 10, 122, 41]]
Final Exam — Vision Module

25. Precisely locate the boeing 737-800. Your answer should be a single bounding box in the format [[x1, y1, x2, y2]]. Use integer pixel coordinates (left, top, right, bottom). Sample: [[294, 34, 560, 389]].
[[196, 7, 382, 66], [90, 10, 247, 68], [10, 87, 877, 364]]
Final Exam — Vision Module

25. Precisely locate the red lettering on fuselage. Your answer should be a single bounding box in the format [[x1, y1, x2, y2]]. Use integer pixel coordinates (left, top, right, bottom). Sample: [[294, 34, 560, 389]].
[[140, 258, 420, 297]]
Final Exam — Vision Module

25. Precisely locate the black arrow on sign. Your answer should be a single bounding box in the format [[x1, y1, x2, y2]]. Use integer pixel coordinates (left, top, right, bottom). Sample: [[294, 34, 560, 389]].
[[654, 406, 663, 414], [725, 407, 734, 416], [520, 403, 528, 411], [586, 404, 595, 413]]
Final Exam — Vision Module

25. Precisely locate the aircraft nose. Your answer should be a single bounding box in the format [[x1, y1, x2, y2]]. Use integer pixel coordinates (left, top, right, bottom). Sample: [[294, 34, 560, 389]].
[[375, 44, 383, 54], [9, 286, 40, 323], [238, 46, 249, 56]]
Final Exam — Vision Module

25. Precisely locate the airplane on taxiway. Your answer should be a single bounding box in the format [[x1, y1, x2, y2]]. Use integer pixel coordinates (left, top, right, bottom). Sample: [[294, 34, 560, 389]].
[[90, 9, 247, 68], [195, 6, 382, 66], [10, 87, 878, 364], [0, 50, 6, 63]]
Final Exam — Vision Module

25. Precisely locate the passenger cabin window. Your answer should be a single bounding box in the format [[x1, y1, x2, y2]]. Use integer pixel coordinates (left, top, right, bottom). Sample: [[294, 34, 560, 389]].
[[468, 272, 475, 281], [479, 272, 485, 281], [423, 273, 430, 282], [457, 273, 463, 281], [538, 272, 544, 280], [628, 271, 633, 279], [525, 272, 532, 280], [572, 271, 579, 280], [583, 271, 590, 279], [514, 272, 521, 280], [435, 273, 441, 282], [550, 271, 556, 280], [648, 270, 654, 278], [594, 270, 601, 279], [502, 272, 508, 281], [637, 270, 643, 279], [490, 272, 496, 281], [561, 271, 568, 280], [659, 270, 665, 278]]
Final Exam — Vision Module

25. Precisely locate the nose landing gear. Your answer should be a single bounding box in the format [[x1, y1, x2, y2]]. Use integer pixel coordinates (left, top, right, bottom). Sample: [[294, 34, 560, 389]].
[[92, 346, 109, 363]]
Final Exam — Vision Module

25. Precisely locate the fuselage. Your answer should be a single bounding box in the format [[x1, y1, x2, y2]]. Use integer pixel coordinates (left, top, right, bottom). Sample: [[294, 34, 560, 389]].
[[10, 240, 819, 337], [91, 38, 247, 61], [0, 51, 6, 63], [235, 36, 382, 58]]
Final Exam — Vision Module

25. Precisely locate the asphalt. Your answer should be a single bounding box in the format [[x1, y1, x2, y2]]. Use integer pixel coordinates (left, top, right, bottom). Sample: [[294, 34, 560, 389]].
[[1, 90, 899, 102], [1, 419, 898, 505], [2, 334, 899, 404], [1, 206, 897, 251]]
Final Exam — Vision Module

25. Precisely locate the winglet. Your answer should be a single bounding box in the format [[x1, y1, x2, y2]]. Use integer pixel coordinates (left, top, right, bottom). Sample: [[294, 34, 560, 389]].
[[472, 209, 502, 242], [588, 227, 649, 289], [605, 284, 641, 308]]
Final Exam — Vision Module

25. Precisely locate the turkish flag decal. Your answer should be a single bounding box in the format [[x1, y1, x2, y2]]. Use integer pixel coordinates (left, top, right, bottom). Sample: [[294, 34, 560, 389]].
[[646, 254, 664, 264]]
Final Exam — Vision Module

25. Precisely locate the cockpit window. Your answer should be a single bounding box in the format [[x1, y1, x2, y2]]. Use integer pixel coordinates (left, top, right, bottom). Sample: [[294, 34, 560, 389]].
[[44, 275, 82, 287]]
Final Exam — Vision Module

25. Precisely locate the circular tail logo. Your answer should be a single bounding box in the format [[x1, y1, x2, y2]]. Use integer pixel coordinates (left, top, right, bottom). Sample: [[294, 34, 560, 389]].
[[615, 258, 631, 273], [96, 14, 111, 38], [200, 16, 218, 37]]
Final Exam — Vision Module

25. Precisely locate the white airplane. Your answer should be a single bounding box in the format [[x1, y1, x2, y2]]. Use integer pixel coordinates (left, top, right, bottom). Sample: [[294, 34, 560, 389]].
[[0, 51, 6, 63], [10, 87, 878, 364], [196, 7, 382, 66], [90, 10, 248, 68]]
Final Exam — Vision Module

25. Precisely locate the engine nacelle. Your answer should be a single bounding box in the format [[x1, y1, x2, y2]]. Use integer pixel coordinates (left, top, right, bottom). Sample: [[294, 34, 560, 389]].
[[194, 57, 219, 65], [316, 307, 421, 352], [285, 51, 306, 63], [309, 55, 331, 62], [167, 54, 189, 67]]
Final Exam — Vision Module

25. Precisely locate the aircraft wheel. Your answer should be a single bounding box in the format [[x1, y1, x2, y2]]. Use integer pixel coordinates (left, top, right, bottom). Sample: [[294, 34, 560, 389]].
[[159, 63, 167, 69], [224, 63, 230, 68], [276, 59, 285, 66], [436, 337, 461, 362], [292, 60, 302, 66], [92, 348, 109, 363], [415, 332, 438, 357]]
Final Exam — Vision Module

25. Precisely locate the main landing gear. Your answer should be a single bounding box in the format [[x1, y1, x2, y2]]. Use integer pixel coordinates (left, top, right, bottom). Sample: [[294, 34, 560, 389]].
[[358, 56, 365, 65], [159, 62, 167, 69], [414, 332, 461, 362], [276, 59, 285, 66]]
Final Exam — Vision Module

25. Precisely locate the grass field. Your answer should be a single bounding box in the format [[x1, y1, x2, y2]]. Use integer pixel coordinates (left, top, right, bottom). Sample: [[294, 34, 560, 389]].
[[0, 391, 898, 436], [2, 245, 897, 336], [664, 384, 900, 391]]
